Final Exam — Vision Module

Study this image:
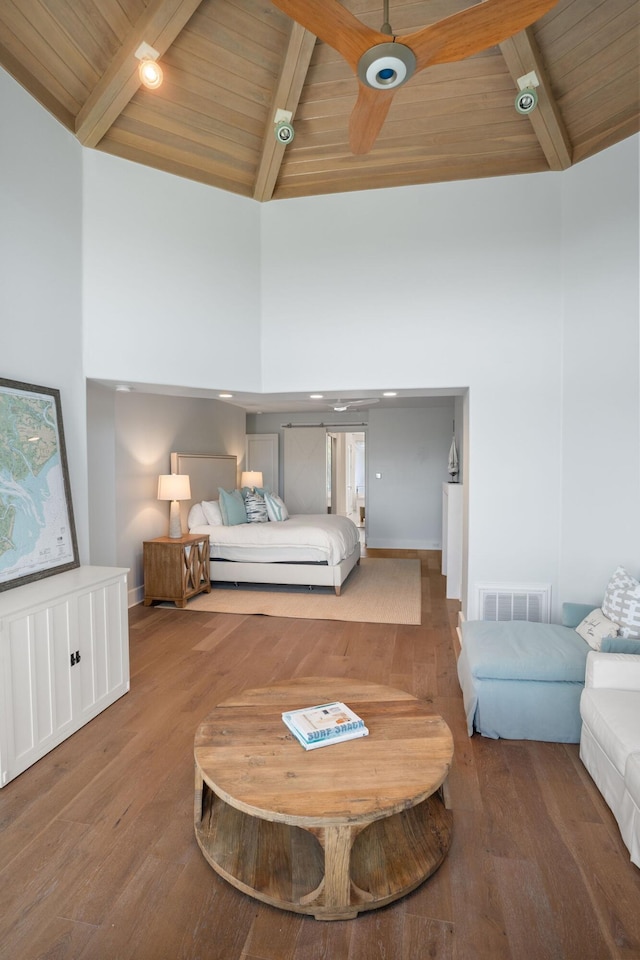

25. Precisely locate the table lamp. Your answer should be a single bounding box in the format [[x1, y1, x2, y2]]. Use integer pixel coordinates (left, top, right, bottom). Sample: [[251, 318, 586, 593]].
[[241, 471, 263, 491], [157, 473, 191, 538]]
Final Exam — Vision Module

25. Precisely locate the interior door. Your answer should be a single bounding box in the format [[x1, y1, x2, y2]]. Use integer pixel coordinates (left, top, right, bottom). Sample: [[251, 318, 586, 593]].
[[284, 428, 327, 514]]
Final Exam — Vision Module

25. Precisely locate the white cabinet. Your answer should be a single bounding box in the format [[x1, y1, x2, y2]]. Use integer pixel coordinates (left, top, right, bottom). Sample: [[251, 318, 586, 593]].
[[0, 566, 129, 787], [442, 483, 463, 601]]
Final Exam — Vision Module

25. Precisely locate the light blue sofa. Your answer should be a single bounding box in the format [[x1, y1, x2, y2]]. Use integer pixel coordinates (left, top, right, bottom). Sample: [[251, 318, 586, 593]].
[[457, 603, 640, 742]]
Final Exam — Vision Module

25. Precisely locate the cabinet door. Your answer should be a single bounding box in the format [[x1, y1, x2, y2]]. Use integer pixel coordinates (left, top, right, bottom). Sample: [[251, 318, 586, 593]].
[[0, 600, 75, 785], [76, 576, 129, 722]]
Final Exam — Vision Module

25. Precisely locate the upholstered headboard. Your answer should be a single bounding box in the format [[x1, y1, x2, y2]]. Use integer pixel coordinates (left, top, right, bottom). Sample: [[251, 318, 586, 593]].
[[170, 452, 237, 529]]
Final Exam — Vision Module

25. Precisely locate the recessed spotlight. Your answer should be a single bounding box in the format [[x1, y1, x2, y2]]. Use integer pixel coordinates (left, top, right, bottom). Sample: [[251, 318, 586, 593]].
[[116, 384, 133, 392], [382, 391, 397, 397], [309, 394, 323, 399], [219, 393, 233, 398]]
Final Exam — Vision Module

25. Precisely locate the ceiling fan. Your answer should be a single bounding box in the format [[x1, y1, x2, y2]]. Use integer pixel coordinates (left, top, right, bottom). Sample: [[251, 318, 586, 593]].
[[271, 0, 559, 154]]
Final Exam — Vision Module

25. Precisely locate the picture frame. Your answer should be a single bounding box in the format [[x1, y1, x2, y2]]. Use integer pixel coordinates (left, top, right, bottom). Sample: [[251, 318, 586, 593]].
[[0, 378, 79, 591]]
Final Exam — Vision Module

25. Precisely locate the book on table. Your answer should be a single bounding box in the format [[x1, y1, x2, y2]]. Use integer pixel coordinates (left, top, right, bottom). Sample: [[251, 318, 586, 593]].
[[282, 701, 369, 750]]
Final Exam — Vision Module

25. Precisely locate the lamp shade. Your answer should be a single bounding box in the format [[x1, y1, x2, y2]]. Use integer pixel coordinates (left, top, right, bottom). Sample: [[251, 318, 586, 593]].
[[241, 471, 263, 489], [157, 474, 191, 501]]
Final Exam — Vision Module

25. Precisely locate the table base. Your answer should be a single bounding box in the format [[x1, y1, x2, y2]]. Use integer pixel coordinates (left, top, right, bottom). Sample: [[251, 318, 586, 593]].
[[194, 771, 453, 921]]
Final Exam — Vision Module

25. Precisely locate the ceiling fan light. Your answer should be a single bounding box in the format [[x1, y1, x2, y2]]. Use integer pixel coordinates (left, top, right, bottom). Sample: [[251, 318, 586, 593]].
[[358, 42, 416, 90]]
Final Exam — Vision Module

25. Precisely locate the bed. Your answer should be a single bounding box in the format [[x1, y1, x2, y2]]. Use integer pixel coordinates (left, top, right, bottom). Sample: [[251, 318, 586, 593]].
[[171, 452, 361, 595]]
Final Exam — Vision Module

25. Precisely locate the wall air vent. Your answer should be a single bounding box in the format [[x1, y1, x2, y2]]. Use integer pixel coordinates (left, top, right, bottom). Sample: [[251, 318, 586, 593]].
[[475, 583, 551, 623]]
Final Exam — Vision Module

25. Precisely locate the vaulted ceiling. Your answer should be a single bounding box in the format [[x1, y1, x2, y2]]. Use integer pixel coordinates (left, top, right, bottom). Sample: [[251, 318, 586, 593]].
[[1, 0, 638, 202]]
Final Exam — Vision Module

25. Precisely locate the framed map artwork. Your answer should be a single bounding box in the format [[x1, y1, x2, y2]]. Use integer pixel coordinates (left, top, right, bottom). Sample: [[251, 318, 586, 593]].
[[0, 378, 79, 591]]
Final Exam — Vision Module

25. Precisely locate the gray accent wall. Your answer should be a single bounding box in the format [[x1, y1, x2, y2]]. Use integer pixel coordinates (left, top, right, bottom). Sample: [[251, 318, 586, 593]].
[[87, 384, 246, 604], [247, 397, 456, 549]]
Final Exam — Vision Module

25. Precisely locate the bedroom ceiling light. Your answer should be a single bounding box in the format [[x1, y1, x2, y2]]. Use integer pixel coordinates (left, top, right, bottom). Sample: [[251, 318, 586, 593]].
[[383, 391, 397, 397], [309, 394, 323, 399], [157, 473, 191, 538], [135, 42, 163, 90], [219, 393, 233, 398]]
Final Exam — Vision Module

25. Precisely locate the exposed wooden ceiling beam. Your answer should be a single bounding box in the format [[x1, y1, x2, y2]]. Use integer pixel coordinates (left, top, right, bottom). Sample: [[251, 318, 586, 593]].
[[253, 22, 317, 203], [75, 0, 204, 148], [500, 26, 572, 171]]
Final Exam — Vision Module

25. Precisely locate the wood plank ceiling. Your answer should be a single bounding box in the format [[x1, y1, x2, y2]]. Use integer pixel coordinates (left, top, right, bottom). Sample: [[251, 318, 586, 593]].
[[1, 0, 638, 202]]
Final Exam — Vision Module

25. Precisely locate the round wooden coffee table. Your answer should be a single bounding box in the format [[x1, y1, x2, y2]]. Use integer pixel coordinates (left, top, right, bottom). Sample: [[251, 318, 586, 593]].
[[194, 677, 453, 920]]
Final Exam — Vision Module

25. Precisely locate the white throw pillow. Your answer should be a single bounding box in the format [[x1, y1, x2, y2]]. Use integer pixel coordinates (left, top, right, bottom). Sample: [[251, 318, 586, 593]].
[[187, 502, 207, 528], [201, 500, 223, 526], [575, 608, 619, 650], [602, 566, 640, 639], [264, 492, 289, 522]]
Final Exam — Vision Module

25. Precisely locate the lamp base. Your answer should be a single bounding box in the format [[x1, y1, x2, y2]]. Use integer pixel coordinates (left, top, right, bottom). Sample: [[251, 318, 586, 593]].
[[168, 500, 183, 538]]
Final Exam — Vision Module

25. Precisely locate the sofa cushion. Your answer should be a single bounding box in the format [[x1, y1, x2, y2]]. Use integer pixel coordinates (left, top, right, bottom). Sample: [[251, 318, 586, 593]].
[[580, 688, 640, 776], [461, 620, 589, 682]]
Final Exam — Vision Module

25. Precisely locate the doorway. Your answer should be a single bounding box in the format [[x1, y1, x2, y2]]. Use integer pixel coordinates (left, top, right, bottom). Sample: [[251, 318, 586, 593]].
[[326, 431, 366, 528], [345, 432, 365, 528]]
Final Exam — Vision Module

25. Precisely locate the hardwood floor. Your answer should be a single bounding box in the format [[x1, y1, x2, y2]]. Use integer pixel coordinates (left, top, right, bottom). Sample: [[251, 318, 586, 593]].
[[1, 551, 638, 960]]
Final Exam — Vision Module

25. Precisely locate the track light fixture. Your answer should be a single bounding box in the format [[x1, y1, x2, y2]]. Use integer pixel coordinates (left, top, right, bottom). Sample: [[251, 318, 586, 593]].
[[135, 42, 163, 90], [274, 108, 295, 145], [515, 70, 540, 115]]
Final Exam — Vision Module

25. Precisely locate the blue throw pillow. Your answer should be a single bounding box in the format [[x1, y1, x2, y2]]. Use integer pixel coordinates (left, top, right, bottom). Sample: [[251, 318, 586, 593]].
[[218, 488, 247, 525], [600, 636, 640, 654]]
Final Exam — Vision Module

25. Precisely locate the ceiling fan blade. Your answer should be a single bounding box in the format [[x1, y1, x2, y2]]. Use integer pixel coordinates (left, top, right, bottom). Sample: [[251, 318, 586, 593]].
[[349, 84, 396, 154], [270, 0, 387, 69], [405, 0, 559, 71]]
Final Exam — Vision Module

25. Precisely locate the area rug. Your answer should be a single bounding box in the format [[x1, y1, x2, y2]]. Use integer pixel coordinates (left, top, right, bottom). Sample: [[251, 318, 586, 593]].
[[176, 558, 421, 625]]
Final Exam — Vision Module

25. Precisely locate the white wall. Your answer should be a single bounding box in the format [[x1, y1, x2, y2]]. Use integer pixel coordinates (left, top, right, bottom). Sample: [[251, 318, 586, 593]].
[[260, 173, 566, 612], [559, 139, 640, 606], [82, 151, 262, 392], [4, 59, 639, 620], [0, 69, 89, 561]]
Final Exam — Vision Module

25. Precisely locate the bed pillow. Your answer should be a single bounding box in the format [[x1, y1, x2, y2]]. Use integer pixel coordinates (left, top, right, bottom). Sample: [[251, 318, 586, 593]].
[[244, 491, 268, 523], [218, 488, 247, 526], [188, 502, 207, 528], [602, 566, 640, 638], [201, 500, 223, 526], [264, 491, 289, 522], [575, 608, 619, 650]]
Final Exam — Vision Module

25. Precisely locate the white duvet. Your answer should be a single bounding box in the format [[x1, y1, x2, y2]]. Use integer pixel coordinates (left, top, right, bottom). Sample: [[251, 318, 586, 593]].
[[189, 514, 360, 566]]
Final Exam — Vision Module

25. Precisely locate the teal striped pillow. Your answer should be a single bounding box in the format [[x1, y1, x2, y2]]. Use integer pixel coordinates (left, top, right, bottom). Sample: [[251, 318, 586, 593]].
[[264, 492, 289, 522]]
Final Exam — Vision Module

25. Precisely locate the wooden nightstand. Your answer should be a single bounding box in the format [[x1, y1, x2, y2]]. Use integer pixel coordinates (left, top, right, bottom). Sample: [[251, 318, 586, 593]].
[[143, 534, 211, 608]]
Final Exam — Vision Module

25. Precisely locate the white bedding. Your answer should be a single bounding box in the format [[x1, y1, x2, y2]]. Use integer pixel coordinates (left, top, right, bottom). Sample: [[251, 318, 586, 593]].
[[189, 513, 360, 566]]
